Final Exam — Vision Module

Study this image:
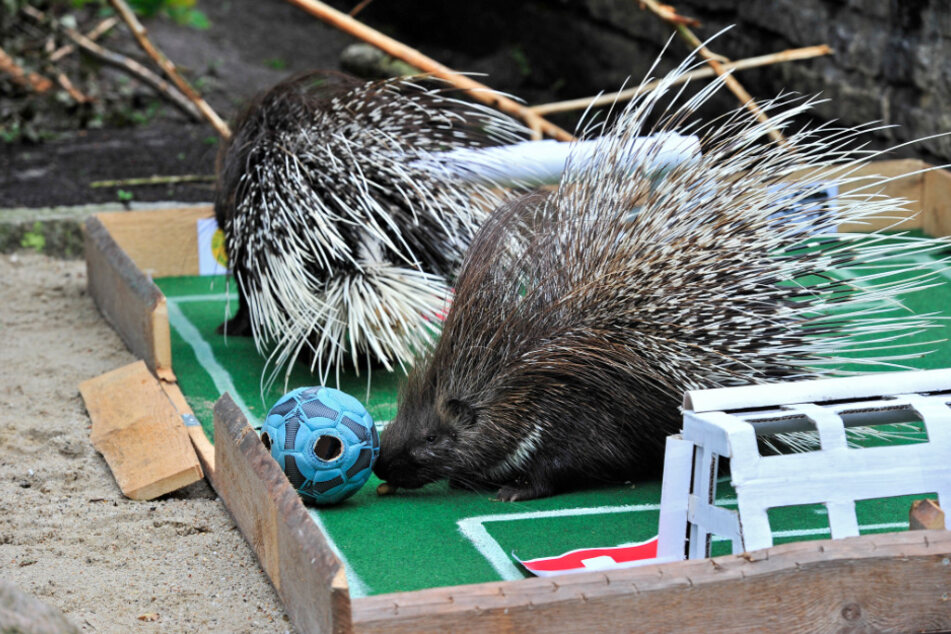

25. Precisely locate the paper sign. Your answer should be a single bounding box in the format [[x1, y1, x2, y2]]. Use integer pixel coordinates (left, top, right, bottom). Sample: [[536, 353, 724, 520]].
[[197, 217, 229, 275], [515, 535, 671, 577]]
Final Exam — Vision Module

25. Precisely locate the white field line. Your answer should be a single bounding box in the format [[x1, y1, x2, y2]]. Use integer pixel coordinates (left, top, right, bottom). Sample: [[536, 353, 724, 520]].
[[909, 254, 951, 282], [165, 294, 372, 598], [165, 297, 257, 426], [307, 509, 371, 598], [459, 501, 909, 580], [458, 504, 664, 581]]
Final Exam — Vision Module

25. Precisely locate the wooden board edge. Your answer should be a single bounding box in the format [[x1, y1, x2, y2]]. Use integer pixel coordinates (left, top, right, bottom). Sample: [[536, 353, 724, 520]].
[[84, 215, 165, 376], [213, 393, 354, 634], [923, 168, 951, 237], [152, 297, 174, 382], [835, 158, 927, 232], [94, 205, 214, 278], [79, 360, 203, 501], [160, 379, 216, 481], [351, 529, 951, 632]]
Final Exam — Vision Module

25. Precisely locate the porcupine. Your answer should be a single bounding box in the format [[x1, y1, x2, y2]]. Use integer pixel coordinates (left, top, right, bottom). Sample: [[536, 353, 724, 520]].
[[214, 70, 529, 388], [373, 52, 950, 501]]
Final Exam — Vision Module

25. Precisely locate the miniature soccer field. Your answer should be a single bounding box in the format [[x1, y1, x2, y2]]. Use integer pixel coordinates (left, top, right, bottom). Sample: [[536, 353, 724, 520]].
[[155, 245, 951, 598]]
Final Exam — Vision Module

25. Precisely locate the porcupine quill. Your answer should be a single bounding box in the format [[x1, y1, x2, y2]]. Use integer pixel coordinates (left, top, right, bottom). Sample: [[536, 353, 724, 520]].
[[374, 49, 951, 501], [214, 70, 699, 393], [214, 71, 530, 390]]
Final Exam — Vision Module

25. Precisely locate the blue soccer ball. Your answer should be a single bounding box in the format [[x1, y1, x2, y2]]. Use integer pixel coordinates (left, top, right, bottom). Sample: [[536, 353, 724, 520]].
[[260, 386, 379, 505]]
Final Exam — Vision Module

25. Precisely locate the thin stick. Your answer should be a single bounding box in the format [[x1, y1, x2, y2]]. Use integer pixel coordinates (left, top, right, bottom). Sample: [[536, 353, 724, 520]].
[[54, 71, 90, 102], [530, 45, 832, 116], [0, 46, 54, 93], [283, 0, 574, 141], [107, 0, 231, 139], [50, 16, 119, 62], [638, 0, 786, 144], [89, 174, 215, 188], [64, 27, 204, 121], [349, 0, 375, 17]]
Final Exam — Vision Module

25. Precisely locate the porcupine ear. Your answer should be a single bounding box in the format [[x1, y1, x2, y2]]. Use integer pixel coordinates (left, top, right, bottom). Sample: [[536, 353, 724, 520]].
[[444, 399, 477, 429]]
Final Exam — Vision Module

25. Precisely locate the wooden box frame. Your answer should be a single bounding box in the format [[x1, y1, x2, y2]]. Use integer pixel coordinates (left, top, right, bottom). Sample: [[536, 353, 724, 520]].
[[84, 160, 951, 632]]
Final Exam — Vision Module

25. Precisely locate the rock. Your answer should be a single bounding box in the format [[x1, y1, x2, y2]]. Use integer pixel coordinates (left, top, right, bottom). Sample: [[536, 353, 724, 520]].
[[0, 578, 80, 634]]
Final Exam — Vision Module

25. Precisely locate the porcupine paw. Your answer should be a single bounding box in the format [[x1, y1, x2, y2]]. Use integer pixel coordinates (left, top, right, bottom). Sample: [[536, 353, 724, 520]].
[[496, 478, 555, 502]]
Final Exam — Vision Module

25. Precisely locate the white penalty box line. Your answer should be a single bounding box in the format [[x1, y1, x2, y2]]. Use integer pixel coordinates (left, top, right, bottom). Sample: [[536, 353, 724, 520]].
[[458, 502, 914, 581]]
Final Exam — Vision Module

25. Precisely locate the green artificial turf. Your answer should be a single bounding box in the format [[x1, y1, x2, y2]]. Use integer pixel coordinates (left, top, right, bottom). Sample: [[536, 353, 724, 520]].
[[154, 248, 951, 596]]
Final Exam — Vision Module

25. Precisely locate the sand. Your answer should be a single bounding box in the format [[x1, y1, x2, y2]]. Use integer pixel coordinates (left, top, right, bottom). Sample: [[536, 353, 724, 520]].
[[0, 250, 289, 632]]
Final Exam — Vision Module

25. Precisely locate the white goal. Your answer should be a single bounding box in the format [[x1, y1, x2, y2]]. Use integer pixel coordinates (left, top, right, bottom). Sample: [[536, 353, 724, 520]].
[[656, 368, 951, 560]]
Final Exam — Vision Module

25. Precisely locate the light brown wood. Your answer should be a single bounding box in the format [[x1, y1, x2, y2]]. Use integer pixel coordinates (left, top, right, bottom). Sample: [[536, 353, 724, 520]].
[[283, 0, 573, 142], [94, 206, 213, 278], [530, 45, 833, 116], [160, 380, 216, 481], [351, 530, 951, 633], [79, 361, 203, 500], [637, 0, 785, 144], [84, 214, 174, 378], [923, 167, 951, 237], [213, 394, 352, 634], [107, 0, 231, 138], [0, 45, 53, 92], [910, 499, 946, 531]]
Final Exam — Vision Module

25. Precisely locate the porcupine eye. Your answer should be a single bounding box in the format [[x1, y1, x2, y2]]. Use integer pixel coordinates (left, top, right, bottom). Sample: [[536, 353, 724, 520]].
[[425, 434, 436, 443]]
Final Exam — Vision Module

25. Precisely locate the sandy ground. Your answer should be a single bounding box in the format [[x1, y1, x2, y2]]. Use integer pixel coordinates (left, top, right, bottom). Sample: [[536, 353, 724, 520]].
[[0, 250, 289, 632]]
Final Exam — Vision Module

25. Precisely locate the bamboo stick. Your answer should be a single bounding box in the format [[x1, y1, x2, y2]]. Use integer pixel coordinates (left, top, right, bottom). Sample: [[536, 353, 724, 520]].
[[530, 45, 832, 116], [89, 174, 215, 188], [638, 0, 786, 143], [107, 0, 231, 139], [283, 0, 575, 141], [50, 16, 119, 62], [0, 46, 53, 93], [65, 26, 204, 121]]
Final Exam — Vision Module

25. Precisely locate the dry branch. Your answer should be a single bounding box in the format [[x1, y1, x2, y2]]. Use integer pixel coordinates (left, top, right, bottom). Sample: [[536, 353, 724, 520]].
[[50, 16, 119, 62], [0, 45, 54, 93], [107, 0, 231, 139], [54, 71, 90, 102], [638, 0, 786, 143], [89, 174, 215, 188], [64, 27, 204, 121], [284, 0, 574, 141], [530, 45, 832, 116]]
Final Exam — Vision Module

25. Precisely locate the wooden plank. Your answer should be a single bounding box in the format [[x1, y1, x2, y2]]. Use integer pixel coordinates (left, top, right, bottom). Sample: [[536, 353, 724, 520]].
[[923, 168, 951, 237], [79, 360, 203, 500], [84, 215, 173, 380], [213, 394, 352, 634], [94, 205, 213, 278], [910, 499, 946, 530], [351, 530, 951, 633], [161, 379, 216, 481]]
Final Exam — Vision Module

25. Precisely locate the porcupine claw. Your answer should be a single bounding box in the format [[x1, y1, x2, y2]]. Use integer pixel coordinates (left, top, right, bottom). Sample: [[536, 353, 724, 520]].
[[496, 478, 555, 502]]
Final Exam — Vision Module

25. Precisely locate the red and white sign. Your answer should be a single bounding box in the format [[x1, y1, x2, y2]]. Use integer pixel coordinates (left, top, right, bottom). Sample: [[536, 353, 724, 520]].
[[515, 535, 666, 577]]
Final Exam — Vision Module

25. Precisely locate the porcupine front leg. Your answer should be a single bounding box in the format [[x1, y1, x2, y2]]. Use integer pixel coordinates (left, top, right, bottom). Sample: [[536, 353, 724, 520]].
[[216, 294, 253, 336]]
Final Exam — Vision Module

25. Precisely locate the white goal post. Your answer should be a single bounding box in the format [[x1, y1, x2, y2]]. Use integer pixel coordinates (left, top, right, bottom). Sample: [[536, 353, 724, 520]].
[[657, 367, 951, 560]]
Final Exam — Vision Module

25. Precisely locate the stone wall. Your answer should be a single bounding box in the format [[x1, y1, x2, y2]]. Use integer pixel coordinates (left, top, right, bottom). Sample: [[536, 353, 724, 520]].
[[574, 0, 951, 162], [348, 0, 950, 163]]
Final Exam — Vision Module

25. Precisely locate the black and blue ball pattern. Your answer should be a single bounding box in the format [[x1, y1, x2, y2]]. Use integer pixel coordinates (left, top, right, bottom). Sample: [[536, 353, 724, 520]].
[[261, 386, 379, 505]]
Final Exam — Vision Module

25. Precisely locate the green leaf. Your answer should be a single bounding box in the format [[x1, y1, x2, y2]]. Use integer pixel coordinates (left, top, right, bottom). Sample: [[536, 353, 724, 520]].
[[20, 222, 46, 252]]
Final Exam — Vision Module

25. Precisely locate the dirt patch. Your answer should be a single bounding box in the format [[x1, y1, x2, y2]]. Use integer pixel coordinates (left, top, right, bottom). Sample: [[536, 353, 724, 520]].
[[0, 250, 288, 632]]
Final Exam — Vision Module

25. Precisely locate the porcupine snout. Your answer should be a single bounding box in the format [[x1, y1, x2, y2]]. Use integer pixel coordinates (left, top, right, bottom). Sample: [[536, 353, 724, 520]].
[[372, 440, 437, 490]]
